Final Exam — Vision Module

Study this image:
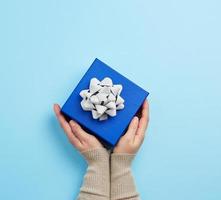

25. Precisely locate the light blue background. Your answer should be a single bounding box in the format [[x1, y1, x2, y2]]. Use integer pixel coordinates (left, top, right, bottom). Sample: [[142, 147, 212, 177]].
[[0, 0, 221, 199]]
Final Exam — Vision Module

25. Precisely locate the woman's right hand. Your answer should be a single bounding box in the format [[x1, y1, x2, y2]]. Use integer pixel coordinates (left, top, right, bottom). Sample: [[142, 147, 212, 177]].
[[53, 104, 103, 152]]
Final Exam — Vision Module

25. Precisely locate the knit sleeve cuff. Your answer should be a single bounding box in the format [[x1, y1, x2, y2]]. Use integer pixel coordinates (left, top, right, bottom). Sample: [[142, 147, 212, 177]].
[[81, 147, 109, 164], [111, 153, 136, 168]]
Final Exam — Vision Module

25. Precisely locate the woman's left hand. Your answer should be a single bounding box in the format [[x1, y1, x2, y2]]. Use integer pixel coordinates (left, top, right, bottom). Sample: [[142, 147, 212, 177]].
[[113, 99, 149, 154]]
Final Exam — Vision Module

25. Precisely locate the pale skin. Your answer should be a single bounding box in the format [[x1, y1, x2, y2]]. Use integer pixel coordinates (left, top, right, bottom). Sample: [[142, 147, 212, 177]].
[[53, 99, 149, 154]]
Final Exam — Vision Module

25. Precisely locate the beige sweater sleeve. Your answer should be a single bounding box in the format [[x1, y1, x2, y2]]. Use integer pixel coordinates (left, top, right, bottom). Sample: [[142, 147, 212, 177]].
[[110, 153, 140, 200], [77, 148, 110, 200]]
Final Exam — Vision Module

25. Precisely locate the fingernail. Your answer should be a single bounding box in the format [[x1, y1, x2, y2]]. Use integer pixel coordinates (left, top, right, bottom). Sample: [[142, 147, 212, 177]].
[[133, 116, 139, 123], [70, 120, 76, 126]]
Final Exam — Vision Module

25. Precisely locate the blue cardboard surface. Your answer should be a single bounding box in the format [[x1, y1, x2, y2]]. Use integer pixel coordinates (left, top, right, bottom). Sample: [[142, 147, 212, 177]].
[[61, 58, 149, 146]]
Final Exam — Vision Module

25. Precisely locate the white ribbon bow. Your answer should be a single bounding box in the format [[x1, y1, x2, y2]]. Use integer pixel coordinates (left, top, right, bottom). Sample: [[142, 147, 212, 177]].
[[79, 77, 125, 121]]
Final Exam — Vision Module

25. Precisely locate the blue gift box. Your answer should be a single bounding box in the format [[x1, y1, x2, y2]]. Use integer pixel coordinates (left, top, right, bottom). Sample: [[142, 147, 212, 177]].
[[61, 58, 149, 147]]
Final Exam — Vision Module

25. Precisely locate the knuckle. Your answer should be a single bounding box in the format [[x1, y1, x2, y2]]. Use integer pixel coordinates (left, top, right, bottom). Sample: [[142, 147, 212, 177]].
[[132, 123, 138, 130], [131, 124, 136, 130]]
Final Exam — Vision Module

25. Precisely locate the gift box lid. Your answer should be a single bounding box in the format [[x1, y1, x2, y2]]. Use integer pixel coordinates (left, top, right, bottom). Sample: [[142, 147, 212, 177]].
[[61, 58, 149, 147]]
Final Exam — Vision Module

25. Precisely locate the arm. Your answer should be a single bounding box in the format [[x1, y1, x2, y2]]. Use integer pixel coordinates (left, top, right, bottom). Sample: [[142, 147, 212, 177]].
[[78, 147, 110, 200], [54, 104, 110, 200], [111, 100, 149, 200]]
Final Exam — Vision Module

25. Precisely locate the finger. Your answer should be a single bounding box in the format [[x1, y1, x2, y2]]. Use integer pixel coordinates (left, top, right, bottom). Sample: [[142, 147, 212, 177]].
[[142, 99, 148, 116], [69, 120, 90, 143], [53, 104, 82, 148], [124, 116, 139, 140], [138, 100, 149, 130], [54, 104, 72, 133], [134, 100, 149, 143]]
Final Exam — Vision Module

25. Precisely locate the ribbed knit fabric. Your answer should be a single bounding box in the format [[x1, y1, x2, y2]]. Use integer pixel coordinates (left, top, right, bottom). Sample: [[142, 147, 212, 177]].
[[77, 148, 110, 200], [76, 149, 139, 200], [110, 153, 139, 200]]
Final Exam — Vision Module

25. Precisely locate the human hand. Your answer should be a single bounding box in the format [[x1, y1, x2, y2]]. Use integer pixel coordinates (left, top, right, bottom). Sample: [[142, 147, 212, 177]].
[[113, 100, 149, 154], [53, 104, 103, 152]]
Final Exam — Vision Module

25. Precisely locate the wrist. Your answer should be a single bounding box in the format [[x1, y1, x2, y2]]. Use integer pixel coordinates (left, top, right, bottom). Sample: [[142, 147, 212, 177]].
[[111, 153, 136, 168], [81, 147, 109, 164]]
